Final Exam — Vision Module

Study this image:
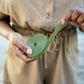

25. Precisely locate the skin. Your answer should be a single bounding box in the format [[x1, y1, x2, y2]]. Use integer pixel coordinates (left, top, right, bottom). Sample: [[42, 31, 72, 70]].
[[61, 6, 84, 32], [0, 6, 84, 63], [0, 20, 35, 63]]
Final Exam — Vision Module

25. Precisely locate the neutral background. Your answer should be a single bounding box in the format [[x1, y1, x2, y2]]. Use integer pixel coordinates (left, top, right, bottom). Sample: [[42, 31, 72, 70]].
[[0, 28, 84, 84]]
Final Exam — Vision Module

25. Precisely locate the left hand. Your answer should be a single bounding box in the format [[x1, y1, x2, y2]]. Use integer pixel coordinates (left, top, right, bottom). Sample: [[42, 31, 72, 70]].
[[61, 6, 84, 32]]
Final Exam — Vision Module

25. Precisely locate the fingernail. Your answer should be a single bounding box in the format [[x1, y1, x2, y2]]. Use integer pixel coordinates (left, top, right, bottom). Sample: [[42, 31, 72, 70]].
[[62, 20, 65, 25], [82, 23, 84, 26], [27, 49, 32, 55]]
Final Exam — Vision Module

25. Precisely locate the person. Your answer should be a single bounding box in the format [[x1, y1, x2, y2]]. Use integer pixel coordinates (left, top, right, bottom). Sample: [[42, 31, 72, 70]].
[[0, 0, 84, 84]]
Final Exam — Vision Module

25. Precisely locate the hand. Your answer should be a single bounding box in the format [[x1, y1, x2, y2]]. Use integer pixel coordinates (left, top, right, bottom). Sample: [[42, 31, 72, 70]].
[[61, 6, 84, 32], [9, 32, 36, 63]]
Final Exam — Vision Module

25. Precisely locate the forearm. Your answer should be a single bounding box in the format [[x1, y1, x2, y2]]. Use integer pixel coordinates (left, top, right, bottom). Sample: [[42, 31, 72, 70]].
[[0, 20, 15, 40]]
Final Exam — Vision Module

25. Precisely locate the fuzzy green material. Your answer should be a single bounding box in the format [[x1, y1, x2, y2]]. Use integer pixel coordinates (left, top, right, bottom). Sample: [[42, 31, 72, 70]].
[[26, 22, 62, 58]]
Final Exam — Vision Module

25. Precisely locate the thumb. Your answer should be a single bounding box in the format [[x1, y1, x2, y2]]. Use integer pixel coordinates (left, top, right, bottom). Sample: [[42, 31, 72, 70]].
[[16, 41, 32, 55], [61, 9, 73, 25]]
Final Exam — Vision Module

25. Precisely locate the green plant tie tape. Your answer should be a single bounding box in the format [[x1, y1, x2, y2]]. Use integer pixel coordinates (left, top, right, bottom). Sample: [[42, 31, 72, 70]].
[[26, 22, 62, 58]]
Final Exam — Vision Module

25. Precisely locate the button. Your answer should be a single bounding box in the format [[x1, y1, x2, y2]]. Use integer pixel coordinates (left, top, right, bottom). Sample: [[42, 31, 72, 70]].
[[46, 12, 50, 19], [46, 8, 52, 19]]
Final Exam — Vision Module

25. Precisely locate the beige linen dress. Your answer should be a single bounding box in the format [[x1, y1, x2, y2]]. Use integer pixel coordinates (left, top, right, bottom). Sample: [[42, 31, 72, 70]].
[[0, 0, 84, 84]]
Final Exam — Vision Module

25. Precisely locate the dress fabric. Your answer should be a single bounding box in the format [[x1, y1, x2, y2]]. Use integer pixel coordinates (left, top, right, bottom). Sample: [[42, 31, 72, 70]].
[[4, 24, 78, 84], [0, 0, 83, 84]]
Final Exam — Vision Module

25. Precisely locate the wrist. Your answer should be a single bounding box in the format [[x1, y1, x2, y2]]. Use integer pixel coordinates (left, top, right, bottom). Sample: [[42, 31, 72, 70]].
[[8, 32, 17, 42], [8, 32, 22, 44]]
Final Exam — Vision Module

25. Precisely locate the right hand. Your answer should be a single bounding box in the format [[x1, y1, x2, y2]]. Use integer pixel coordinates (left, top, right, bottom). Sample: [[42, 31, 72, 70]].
[[9, 32, 36, 63]]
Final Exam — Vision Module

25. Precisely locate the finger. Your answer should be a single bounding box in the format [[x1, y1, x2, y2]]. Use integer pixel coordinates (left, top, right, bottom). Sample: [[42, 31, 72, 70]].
[[13, 45, 35, 62], [81, 23, 84, 26], [13, 44, 28, 62], [16, 41, 32, 55], [69, 21, 80, 27], [61, 9, 73, 25], [71, 10, 81, 21], [77, 13, 84, 23], [80, 23, 84, 32], [26, 57, 36, 63]]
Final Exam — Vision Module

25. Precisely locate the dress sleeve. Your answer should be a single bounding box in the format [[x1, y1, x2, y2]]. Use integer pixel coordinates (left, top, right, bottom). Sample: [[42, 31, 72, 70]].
[[0, 0, 10, 20]]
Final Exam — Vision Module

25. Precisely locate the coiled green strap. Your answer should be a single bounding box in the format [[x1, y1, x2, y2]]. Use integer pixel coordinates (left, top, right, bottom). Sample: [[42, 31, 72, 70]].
[[26, 22, 62, 58]]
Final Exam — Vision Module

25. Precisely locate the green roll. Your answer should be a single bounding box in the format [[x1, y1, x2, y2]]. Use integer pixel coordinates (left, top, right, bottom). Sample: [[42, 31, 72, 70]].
[[26, 22, 62, 58]]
